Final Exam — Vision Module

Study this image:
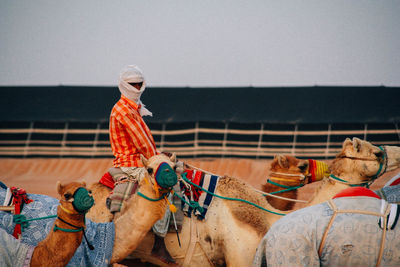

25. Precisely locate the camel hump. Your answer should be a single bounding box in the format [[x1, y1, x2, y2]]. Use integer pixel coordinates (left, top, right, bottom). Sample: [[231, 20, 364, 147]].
[[216, 176, 271, 236]]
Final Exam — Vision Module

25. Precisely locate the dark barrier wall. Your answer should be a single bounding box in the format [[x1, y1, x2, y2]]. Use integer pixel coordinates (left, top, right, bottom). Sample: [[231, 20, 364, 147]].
[[1, 86, 399, 123]]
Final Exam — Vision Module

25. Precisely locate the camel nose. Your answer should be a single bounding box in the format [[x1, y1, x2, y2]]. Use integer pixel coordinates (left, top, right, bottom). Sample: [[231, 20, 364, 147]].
[[298, 163, 308, 172], [374, 150, 384, 163]]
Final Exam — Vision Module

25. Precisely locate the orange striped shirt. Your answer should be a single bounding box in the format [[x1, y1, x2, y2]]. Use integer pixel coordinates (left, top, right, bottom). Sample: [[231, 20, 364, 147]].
[[109, 95, 157, 167]]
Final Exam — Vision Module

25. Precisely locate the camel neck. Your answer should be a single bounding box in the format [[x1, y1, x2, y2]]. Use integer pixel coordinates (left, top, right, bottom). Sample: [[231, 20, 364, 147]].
[[57, 205, 86, 228], [111, 182, 168, 263], [30, 210, 84, 267]]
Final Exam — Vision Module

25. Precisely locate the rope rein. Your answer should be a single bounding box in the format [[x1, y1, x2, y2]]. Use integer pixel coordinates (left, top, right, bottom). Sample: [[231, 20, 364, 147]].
[[137, 163, 286, 216], [266, 179, 303, 194], [55, 216, 95, 250], [54, 216, 84, 232], [178, 172, 286, 216], [136, 191, 168, 201], [188, 162, 307, 203], [251, 187, 308, 203], [329, 146, 387, 188]]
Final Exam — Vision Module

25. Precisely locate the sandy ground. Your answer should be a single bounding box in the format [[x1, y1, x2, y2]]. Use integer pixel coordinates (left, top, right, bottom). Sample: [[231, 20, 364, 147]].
[[1, 157, 397, 201]]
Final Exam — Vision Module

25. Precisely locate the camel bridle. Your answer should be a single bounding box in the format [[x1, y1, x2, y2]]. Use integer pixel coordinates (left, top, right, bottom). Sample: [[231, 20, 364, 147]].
[[268, 172, 306, 183], [266, 172, 307, 195], [330, 146, 387, 186], [138, 161, 178, 202]]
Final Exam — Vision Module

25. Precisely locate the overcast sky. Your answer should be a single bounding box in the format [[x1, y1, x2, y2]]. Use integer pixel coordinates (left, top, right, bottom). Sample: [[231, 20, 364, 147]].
[[0, 1, 399, 87]]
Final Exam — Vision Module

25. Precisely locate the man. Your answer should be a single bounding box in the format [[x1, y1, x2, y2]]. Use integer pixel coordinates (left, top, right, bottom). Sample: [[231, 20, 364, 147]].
[[252, 185, 400, 267], [108, 65, 176, 265]]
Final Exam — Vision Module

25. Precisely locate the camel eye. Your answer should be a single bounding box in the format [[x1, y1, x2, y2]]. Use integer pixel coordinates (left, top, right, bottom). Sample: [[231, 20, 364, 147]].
[[147, 167, 153, 175], [298, 163, 308, 172], [64, 193, 72, 200]]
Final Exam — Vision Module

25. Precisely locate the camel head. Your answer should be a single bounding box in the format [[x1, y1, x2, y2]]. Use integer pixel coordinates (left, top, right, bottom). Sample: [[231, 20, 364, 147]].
[[140, 153, 178, 192], [330, 137, 386, 182], [57, 181, 94, 214], [382, 145, 400, 172], [269, 154, 309, 185]]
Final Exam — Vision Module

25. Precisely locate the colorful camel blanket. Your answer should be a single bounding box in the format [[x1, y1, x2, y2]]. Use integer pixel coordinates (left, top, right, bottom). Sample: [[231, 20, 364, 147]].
[[0, 186, 114, 267], [252, 190, 400, 267], [179, 169, 219, 220]]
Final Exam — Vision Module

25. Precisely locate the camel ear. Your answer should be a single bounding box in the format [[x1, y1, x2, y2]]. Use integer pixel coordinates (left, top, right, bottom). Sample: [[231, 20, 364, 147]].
[[81, 180, 86, 188], [343, 138, 352, 149], [140, 154, 148, 167], [277, 155, 289, 168], [169, 152, 176, 163], [56, 181, 63, 195], [352, 137, 362, 152]]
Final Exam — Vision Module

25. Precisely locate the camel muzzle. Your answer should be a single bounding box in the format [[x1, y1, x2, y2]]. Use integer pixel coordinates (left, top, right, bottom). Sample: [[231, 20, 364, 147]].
[[72, 187, 94, 213], [155, 162, 178, 189]]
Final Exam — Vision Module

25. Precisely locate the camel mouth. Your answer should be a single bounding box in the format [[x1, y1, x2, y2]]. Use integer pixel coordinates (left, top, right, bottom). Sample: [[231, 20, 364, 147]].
[[154, 162, 178, 189], [72, 187, 95, 213]]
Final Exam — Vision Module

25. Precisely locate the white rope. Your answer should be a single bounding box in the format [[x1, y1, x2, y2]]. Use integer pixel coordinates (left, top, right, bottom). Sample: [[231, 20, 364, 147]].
[[269, 172, 306, 180], [252, 187, 308, 203], [185, 163, 308, 203], [185, 163, 221, 176]]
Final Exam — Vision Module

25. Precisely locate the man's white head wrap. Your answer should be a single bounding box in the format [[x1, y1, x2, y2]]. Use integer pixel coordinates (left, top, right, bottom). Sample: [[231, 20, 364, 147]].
[[118, 65, 152, 117]]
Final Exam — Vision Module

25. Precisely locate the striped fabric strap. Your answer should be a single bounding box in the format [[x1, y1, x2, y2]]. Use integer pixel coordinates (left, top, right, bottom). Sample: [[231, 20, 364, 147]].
[[308, 159, 330, 182]]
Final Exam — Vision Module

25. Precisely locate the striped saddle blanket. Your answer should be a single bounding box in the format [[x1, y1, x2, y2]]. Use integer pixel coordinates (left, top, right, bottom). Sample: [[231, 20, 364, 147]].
[[179, 169, 219, 220]]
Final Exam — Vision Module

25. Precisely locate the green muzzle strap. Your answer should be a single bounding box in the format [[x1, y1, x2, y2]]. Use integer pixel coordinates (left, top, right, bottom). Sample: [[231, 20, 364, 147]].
[[72, 187, 94, 213], [155, 162, 178, 189]]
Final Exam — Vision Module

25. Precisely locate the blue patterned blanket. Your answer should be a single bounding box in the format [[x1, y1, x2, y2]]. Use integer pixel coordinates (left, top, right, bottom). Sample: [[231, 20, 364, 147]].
[[0, 186, 114, 267]]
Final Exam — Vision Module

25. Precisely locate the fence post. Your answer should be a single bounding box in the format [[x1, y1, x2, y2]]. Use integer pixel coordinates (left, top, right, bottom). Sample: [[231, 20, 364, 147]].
[[23, 122, 34, 158], [291, 124, 298, 156], [325, 124, 331, 159], [60, 122, 69, 158], [256, 123, 264, 159]]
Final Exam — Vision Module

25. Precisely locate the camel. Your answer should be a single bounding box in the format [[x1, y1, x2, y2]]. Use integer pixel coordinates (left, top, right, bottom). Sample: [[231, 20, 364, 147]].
[[130, 138, 400, 267], [300, 137, 400, 208], [0, 181, 93, 267], [133, 174, 283, 267], [262, 139, 400, 210], [85, 151, 281, 266], [262, 155, 329, 210], [30, 181, 93, 267], [0, 153, 178, 266], [85, 153, 179, 264], [252, 186, 400, 267]]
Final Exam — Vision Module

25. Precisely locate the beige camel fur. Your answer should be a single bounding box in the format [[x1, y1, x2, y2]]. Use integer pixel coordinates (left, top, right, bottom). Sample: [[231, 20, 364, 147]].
[[297, 137, 400, 208], [384, 144, 400, 171], [132, 175, 283, 267], [262, 155, 309, 210], [131, 138, 400, 267], [85, 153, 177, 264], [30, 181, 88, 267]]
